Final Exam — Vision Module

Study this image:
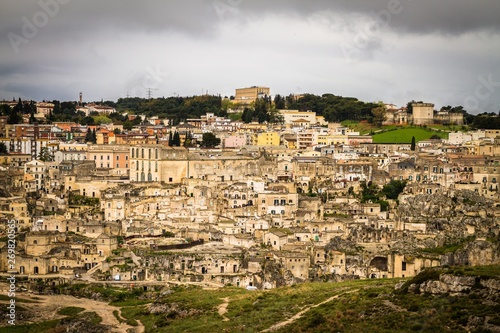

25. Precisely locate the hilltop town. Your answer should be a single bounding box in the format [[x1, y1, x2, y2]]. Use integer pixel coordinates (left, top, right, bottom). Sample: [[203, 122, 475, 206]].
[[0, 87, 499, 291]]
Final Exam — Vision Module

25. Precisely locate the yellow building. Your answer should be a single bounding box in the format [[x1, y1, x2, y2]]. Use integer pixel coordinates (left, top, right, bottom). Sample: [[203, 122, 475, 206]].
[[235, 86, 270, 105], [317, 134, 348, 146], [255, 132, 280, 147], [279, 110, 317, 126]]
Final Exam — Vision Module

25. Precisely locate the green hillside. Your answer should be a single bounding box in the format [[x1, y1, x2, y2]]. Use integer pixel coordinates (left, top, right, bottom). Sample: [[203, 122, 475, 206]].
[[3, 265, 499, 333], [372, 127, 448, 143]]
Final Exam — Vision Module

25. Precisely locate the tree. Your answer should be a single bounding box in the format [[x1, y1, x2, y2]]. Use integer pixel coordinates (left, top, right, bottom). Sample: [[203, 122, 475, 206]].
[[123, 120, 133, 131], [172, 132, 181, 146], [38, 147, 54, 162], [0, 104, 10, 116], [0, 142, 8, 155], [381, 180, 407, 200], [91, 129, 97, 143], [183, 132, 194, 147], [242, 107, 253, 123], [360, 181, 379, 203], [254, 98, 269, 123], [410, 136, 416, 151], [200, 132, 221, 148], [7, 109, 22, 124], [274, 94, 286, 109], [85, 128, 93, 142], [371, 106, 387, 127], [168, 131, 173, 146], [29, 111, 36, 124], [93, 115, 112, 124]]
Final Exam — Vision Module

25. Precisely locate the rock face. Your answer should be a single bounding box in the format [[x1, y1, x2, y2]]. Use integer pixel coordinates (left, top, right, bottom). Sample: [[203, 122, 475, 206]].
[[398, 190, 496, 240], [419, 280, 450, 294], [480, 278, 500, 291], [440, 274, 476, 293], [410, 272, 498, 297], [441, 240, 500, 266]]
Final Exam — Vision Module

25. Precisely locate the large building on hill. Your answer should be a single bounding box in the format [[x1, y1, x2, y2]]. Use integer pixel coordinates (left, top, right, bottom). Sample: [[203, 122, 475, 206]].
[[385, 102, 463, 126], [412, 103, 435, 125], [235, 86, 270, 105]]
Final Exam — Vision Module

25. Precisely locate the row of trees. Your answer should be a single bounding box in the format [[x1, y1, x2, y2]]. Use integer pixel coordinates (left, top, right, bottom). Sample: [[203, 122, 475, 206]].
[[0, 98, 37, 124], [2, 94, 499, 129]]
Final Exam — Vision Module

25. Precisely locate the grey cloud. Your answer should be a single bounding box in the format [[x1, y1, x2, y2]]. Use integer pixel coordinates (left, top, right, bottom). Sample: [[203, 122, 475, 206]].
[[2, 0, 499, 40], [238, 0, 500, 35], [0, 0, 499, 112]]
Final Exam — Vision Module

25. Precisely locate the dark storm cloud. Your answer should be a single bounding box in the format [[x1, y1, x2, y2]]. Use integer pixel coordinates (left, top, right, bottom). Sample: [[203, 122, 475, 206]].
[[2, 0, 499, 39], [0, 0, 499, 112], [239, 0, 500, 35]]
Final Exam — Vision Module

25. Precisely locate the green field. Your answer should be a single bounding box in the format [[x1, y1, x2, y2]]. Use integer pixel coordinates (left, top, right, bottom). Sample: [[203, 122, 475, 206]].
[[371, 127, 448, 143]]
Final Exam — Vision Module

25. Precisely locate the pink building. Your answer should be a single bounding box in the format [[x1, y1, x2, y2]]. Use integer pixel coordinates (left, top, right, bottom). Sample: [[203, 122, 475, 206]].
[[224, 135, 246, 149]]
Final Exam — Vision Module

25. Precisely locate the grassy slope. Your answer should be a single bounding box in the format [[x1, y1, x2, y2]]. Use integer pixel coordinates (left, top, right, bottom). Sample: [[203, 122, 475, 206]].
[[341, 121, 451, 143], [116, 265, 499, 333], [372, 127, 448, 143], [2, 265, 498, 332]]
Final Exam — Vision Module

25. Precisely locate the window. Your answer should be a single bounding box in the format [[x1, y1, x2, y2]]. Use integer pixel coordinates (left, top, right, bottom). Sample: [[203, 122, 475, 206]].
[[402, 262, 407, 271]]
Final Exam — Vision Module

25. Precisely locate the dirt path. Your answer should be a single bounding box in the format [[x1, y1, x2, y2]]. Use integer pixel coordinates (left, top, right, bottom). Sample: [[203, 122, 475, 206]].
[[260, 289, 359, 332], [19, 293, 144, 333], [217, 297, 230, 321]]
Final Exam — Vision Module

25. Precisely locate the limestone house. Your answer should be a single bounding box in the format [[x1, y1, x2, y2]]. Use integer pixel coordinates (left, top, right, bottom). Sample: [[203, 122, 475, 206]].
[[359, 142, 412, 155], [264, 230, 288, 250], [35, 195, 65, 215], [10, 250, 80, 275], [95, 233, 118, 257], [298, 196, 324, 219], [387, 253, 440, 278], [295, 210, 315, 225], [257, 190, 298, 218], [472, 164, 500, 198], [223, 182, 257, 208], [25, 231, 65, 256], [241, 216, 269, 235], [276, 251, 311, 280], [0, 197, 30, 227], [222, 233, 255, 248], [312, 246, 327, 264], [329, 250, 347, 275]]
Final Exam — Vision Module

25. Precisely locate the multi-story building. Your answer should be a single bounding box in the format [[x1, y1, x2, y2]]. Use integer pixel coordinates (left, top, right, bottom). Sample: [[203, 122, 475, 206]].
[[24, 159, 47, 191], [279, 110, 317, 127], [88, 144, 130, 174], [255, 131, 280, 146], [130, 145, 188, 183], [234, 86, 270, 105]]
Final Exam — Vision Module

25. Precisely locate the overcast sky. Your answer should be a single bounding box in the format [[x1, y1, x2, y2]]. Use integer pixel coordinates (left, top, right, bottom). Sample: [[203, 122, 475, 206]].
[[1, 0, 499, 113]]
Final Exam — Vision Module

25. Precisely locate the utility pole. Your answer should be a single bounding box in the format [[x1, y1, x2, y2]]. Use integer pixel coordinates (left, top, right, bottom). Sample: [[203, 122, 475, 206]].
[[147, 88, 158, 100]]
